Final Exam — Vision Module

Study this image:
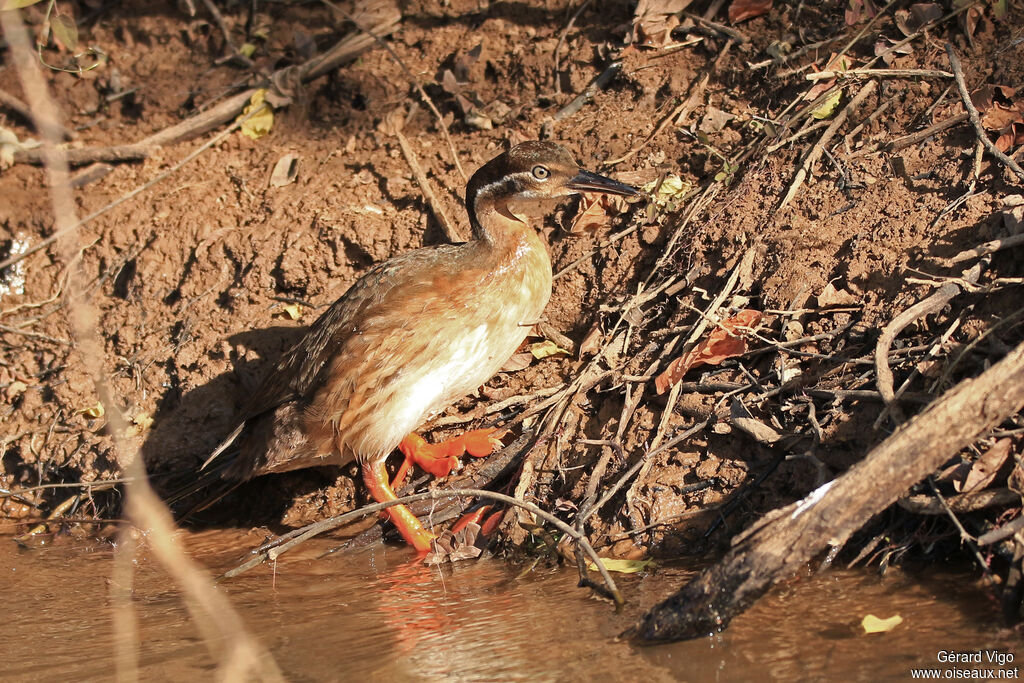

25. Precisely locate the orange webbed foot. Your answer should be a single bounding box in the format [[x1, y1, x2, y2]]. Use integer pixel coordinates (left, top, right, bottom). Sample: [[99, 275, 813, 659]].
[[397, 428, 507, 485]]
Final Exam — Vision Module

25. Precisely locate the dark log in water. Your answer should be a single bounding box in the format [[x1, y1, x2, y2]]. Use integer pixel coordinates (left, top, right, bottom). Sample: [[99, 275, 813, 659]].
[[627, 340, 1024, 643]]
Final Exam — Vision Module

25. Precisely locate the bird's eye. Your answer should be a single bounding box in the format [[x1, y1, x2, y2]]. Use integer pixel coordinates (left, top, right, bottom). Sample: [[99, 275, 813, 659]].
[[531, 165, 550, 180]]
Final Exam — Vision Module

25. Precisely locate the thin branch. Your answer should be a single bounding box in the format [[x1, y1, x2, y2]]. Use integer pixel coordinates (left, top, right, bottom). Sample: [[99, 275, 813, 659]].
[[221, 487, 623, 606], [945, 43, 1024, 183]]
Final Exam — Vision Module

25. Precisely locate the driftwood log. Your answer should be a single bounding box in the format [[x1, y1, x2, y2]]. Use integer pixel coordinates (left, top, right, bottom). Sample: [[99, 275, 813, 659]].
[[625, 339, 1024, 643]]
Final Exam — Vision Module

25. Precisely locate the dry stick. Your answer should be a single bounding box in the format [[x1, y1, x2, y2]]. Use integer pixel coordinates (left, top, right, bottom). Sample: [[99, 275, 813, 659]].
[[951, 232, 1024, 264], [0, 11, 285, 681], [777, 79, 877, 211], [628, 338, 1024, 643], [925, 477, 992, 576], [885, 112, 969, 153], [221, 487, 622, 605], [873, 264, 980, 428], [681, 12, 749, 44], [393, 126, 463, 243], [552, 60, 622, 122], [324, 0, 466, 181], [899, 487, 1020, 515], [979, 514, 1024, 547], [805, 68, 953, 81], [945, 43, 1024, 184]]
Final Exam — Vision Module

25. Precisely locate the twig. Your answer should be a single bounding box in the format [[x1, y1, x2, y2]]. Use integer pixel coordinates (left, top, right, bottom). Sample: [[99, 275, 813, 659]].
[[978, 514, 1024, 546], [0, 322, 70, 345], [221, 487, 623, 605], [681, 12, 749, 44], [951, 232, 1024, 265], [806, 68, 952, 81], [945, 43, 1024, 183], [885, 112, 969, 153], [392, 122, 463, 243], [925, 477, 991, 576], [778, 79, 877, 211], [873, 263, 981, 427], [552, 60, 621, 122]]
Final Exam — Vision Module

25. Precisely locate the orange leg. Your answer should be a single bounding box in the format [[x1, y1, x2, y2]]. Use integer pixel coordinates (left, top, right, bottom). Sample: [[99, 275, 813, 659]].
[[362, 460, 435, 553], [393, 428, 506, 488]]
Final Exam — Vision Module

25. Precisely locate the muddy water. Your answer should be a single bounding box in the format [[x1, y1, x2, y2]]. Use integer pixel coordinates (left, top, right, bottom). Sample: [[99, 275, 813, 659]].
[[0, 529, 1019, 682]]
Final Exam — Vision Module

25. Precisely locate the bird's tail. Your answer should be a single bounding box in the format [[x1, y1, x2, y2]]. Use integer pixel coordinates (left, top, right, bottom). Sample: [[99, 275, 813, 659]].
[[162, 452, 244, 520]]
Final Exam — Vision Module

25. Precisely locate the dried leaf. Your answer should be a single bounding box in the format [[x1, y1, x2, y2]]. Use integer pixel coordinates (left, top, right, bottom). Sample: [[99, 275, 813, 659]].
[[51, 13, 78, 52], [655, 309, 763, 394], [238, 89, 273, 140], [588, 557, 656, 574], [960, 438, 1013, 493], [570, 194, 624, 233], [530, 340, 570, 360], [728, 0, 772, 23], [5, 380, 27, 400], [628, 0, 694, 47], [894, 3, 942, 36], [862, 614, 903, 634], [500, 352, 533, 373], [269, 153, 299, 187], [845, 0, 879, 26], [731, 400, 782, 444], [578, 323, 604, 357], [816, 282, 859, 307]]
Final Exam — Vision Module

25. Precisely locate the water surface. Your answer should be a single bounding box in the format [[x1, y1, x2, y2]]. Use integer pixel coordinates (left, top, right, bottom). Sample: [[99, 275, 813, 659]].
[[0, 529, 1018, 681]]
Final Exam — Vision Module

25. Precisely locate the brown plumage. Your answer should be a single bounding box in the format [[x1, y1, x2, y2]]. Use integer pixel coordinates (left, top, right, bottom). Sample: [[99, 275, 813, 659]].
[[191, 141, 637, 551]]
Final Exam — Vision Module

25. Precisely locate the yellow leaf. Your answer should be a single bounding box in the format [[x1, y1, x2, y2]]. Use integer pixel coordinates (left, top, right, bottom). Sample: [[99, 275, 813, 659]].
[[238, 89, 273, 140], [238, 42, 256, 58], [280, 303, 304, 320], [641, 174, 691, 210], [861, 614, 903, 634], [80, 401, 104, 418], [0, 0, 46, 9], [587, 558, 656, 574], [530, 340, 570, 360], [811, 88, 843, 120]]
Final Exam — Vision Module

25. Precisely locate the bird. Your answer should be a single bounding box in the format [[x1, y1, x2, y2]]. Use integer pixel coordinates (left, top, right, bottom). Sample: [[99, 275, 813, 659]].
[[183, 141, 637, 552]]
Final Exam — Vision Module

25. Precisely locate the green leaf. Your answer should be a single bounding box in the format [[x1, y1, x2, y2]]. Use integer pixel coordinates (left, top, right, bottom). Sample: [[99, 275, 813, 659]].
[[238, 42, 256, 58], [811, 88, 843, 120], [238, 89, 273, 140], [51, 14, 78, 52]]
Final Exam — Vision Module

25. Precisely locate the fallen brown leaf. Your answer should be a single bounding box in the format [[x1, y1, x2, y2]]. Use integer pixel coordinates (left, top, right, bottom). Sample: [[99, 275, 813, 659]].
[[655, 309, 763, 394], [729, 0, 772, 23]]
